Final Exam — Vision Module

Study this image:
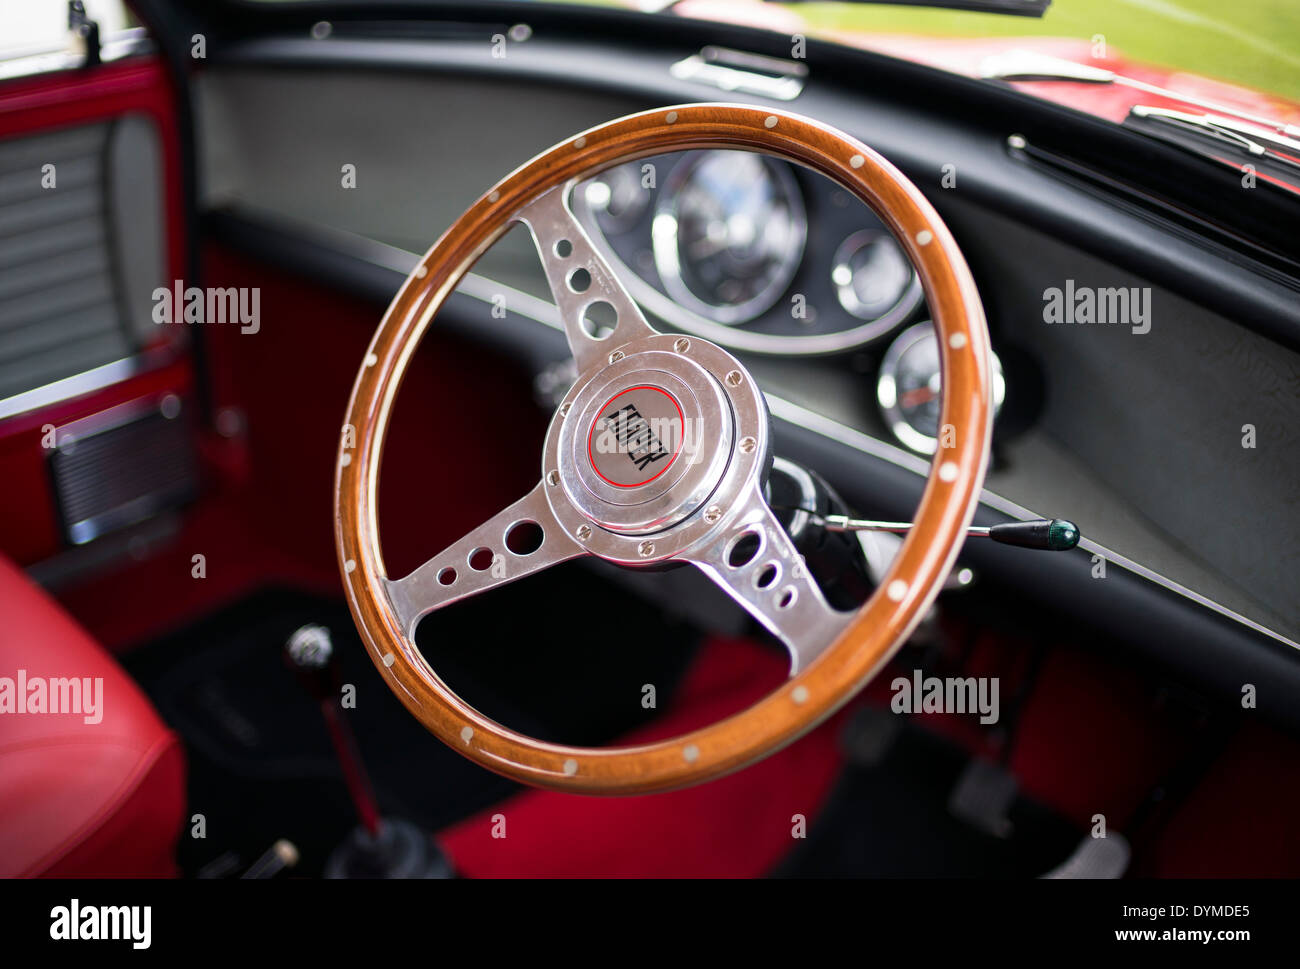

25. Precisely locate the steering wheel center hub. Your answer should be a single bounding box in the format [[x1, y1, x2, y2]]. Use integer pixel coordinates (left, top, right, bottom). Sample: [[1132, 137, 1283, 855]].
[[556, 343, 736, 536]]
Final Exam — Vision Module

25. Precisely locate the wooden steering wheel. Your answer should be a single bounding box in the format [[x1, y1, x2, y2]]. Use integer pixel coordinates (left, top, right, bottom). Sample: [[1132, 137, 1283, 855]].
[[334, 103, 993, 795]]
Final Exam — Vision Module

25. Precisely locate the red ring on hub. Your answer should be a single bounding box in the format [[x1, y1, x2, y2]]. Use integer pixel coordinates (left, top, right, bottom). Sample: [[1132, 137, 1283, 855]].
[[586, 386, 685, 488]]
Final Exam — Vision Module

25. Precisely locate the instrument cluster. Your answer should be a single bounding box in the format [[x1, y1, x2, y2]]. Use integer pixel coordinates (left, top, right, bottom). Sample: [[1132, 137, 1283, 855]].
[[576, 150, 1013, 454], [575, 149, 924, 357]]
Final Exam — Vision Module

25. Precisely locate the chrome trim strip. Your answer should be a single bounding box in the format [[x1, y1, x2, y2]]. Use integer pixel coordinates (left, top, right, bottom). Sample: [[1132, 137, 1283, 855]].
[[216, 205, 567, 331], [294, 219, 419, 275], [0, 349, 172, 422], [669, 47, 807, 102], [53, 392, 170, 445], [457, 273, 563, 330], [211, 207, 1299, 653]]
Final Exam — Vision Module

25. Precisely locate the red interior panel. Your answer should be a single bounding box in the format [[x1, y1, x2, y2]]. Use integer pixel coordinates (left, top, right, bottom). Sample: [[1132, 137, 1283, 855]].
[[0, 57, 189, 566]]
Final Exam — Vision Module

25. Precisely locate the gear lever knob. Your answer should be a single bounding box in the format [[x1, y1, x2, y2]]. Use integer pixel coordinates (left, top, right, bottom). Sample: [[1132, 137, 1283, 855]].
[[285, 624, 339, 703], [286, 623, 333, 669]]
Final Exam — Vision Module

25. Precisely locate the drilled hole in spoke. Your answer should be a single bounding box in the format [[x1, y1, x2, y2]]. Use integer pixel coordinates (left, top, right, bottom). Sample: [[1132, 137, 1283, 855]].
[[755, 563, 779, 589], [437, 567, 456, 586], [567, 267, 592, 293], [581, 300, 618, 339], [505, 520, 544, 555], [726, 530, 762, 569], [554, 239, 573, 258], [468, 547, 494, 571], [777, 586, 798, 609]]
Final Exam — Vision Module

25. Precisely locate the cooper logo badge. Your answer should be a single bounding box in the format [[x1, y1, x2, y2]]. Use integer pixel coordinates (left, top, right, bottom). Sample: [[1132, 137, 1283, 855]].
[[588, 386, 684, 488], [602, 404, 670, 472]]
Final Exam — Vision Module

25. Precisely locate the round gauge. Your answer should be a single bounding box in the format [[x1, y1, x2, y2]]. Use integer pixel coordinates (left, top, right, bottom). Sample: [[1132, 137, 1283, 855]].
[[582, 162, 651, 234], [652, 150, 806, 325], [831, 229, 922, 333], [877, 322, 1005, 455]]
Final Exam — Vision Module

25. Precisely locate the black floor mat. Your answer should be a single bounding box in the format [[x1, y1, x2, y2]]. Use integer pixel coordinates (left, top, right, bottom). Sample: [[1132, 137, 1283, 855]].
[[777, 713, 1084, 877], [125, 564, 701, 877]]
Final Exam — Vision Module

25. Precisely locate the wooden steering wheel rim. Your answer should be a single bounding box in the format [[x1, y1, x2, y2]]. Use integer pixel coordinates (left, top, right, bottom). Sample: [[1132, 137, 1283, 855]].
[[334, 103, 992, 795]]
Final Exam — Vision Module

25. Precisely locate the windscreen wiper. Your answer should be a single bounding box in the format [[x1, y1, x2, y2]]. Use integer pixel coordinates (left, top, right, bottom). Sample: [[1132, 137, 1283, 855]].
[[980, 49, 1300, 139], [1126, 106, 1300, 180], [1130, 106, 1300, 163]]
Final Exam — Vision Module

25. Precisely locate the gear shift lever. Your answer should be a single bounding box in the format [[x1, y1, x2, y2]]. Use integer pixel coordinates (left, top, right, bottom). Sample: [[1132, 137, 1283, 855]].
[[285, 625, 452, 878], [286, 625, 383, 836]]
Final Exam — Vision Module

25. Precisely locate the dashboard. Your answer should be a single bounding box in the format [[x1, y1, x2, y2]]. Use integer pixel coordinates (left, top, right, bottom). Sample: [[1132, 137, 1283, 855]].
[[183, 22, 1300, 725]]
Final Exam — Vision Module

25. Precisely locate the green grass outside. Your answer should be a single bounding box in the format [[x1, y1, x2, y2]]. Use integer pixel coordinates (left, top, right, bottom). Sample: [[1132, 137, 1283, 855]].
[[571, 0, 1300, 103], [796, 0, 1300, 102]]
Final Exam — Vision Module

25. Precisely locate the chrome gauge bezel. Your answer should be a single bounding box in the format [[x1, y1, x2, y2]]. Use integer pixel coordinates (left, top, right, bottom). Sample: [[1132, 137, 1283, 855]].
[[651, 150, 808, 326], [831, 228, 924, 337], [877, 321, 1006, 455], [581, 162, 653, 235]]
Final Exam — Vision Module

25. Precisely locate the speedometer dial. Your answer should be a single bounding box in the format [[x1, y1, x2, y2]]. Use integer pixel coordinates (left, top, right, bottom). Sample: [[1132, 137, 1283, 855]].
[[652, 150, 806, 325]]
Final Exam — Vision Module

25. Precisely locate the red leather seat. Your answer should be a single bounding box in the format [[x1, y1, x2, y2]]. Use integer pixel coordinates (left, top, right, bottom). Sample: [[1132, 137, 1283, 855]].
[[0, 554, 185, 877]]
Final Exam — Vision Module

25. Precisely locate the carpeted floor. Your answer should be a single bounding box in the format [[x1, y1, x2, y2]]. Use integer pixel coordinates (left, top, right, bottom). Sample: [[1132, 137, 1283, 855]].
[[124, 563, 705, 877], [124, 572, 1086, 878]]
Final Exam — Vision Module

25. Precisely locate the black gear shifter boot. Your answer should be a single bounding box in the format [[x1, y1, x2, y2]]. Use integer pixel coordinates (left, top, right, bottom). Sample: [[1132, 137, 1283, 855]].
[[324, 819, 454, 879]]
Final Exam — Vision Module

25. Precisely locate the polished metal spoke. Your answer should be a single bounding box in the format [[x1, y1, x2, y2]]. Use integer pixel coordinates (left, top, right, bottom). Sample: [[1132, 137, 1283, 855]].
[[383, 481, 585, 638], [680, 484, 850, 675], [517, 183, 659, 374]]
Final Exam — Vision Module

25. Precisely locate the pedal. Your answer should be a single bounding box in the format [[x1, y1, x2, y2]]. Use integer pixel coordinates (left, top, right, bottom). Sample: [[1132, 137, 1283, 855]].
[[241, 839, 300, 879], [948, 758, 1017, 838], [196, 851, 242, 880], [1041, 832, 1131, 879]]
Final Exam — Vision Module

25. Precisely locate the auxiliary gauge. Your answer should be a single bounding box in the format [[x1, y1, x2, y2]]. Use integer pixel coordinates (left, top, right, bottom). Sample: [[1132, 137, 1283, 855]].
[[877, 322, 1005, 454]]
